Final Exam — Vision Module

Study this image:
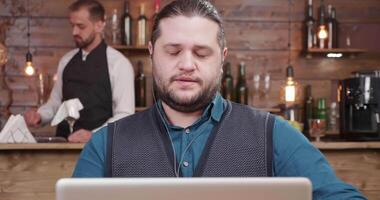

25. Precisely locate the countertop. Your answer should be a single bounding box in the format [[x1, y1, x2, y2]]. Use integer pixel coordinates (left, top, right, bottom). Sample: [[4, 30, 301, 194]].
[[1, 142, 380, 150]]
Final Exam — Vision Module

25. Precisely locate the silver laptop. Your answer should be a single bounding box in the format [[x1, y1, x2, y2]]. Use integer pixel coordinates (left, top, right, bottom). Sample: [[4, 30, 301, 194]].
[[56, 177, 312, 200]]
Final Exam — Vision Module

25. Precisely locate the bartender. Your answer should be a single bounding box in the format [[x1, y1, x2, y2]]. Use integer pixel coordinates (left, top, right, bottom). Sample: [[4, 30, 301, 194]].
[[24, 0, 135, 143]]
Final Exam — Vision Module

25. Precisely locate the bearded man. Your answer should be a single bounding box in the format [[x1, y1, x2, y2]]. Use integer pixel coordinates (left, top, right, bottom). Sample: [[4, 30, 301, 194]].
[[72, 0, 366, 199], [24, 0, 135, 143]]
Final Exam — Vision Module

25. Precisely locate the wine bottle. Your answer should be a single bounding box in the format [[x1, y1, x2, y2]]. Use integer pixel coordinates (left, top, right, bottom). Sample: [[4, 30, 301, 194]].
[[135, 61, 146, 107], [303, 85, 313, 138], [137, 4, 148, 46], [235, 62, 248, 105], [327, 5, 338, 48], [305, 0, 315, 50], [221, 62, 234, 101], [122, 1, 132, 46]]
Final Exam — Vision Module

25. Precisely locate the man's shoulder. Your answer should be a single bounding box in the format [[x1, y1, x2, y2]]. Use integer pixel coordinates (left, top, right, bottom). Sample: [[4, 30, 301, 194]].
[[111, 106, 154, 125], [61, 48, 79, 62], [106, 46, 130, 62], [229, 101, 273, 119]]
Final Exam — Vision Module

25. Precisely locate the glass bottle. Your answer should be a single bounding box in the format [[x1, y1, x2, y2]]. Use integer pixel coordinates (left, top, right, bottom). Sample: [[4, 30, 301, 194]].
[[221, 62, 234, 101], [137, 4, 148, 46], [135, 61, 146, 107], [305, 0, 315, 49], [235, 62, 248, 105], [111, 9, 120, 45], [122, 1, 132, 46], [327, 5, 338, 48]]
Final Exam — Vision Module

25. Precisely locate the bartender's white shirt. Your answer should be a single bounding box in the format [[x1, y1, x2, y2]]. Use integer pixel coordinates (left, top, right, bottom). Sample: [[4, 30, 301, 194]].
[[37, 47, 135, 131]]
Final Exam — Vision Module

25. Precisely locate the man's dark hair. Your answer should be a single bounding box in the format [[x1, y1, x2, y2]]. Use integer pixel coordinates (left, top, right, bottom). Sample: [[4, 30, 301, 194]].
[[151, 0, 226, 50], [68, 0, 105, 22]]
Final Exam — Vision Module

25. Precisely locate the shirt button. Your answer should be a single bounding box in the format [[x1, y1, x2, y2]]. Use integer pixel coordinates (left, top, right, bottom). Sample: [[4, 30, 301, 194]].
[[185, 128, 190, 134], [183, 161, 189, 167]]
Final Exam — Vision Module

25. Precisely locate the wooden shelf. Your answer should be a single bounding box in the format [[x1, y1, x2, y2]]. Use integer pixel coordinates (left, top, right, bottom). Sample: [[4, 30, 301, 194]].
[[111, 45, 149, 51], [305, 48, 366, 58], [135, 106, 148, 112]]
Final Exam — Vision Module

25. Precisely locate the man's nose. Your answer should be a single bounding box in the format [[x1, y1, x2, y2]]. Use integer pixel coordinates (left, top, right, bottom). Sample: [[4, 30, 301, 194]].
[[178, 52, 196, 72], [72, 27, 79, 36]]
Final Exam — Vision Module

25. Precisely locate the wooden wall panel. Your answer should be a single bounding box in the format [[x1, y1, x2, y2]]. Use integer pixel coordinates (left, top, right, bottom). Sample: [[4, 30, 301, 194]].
[[0, 0, 379, 123], [322, 149, 380, 200], [213, 0, 380, 22], [0, 150, 79, 200], [225, 22, 302, 51], [5, 18, 73, 47]]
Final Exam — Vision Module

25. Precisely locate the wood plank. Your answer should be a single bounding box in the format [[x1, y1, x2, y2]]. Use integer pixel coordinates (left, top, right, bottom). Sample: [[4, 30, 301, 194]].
[[225, 22, 302, 51], [314, 142, 380, 150], [322, 150, 380, 193], [0, 150, 79, 200], [0, 143, 84, 150], [213, 0, 380, 23], [5, 18, 74, 47]]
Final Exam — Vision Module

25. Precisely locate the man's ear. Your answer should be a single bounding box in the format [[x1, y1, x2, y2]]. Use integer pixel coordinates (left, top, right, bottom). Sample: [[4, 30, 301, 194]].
[[148, 41, 154, 57], [94, 20, 105, 34], [222, 47, 228, 61]]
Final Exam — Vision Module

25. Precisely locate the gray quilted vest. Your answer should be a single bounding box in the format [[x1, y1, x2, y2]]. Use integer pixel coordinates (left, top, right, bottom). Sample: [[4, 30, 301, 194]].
[[105, 101, 275, 177]]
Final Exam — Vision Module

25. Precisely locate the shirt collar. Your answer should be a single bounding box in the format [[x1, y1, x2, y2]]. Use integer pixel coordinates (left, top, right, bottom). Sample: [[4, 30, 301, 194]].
[[157, 92, 225, 128]]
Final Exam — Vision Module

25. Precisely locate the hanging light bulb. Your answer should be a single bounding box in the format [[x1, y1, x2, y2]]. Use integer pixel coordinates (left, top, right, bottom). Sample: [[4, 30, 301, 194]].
[[282, 0, 298, 105], [24, 0, 35, 76], [317, 0, 328, 48], [317, 25, 328, 39], [285, 65, 296, 103], [25, 51, 35, 76]]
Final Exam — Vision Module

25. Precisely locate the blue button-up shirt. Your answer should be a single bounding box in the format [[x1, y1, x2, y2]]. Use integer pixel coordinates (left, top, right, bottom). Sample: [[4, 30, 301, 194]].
[[156, 94, 225, 177], [73, 93, 366, 199]]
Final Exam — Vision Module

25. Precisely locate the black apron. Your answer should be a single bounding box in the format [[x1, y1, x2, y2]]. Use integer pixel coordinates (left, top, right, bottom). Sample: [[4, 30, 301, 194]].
[[56, 40, 113, 138]]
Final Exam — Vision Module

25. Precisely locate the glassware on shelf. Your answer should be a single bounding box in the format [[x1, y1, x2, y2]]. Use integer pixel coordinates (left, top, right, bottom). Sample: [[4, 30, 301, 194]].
[[111, 9, 121, 45], [261, 73, 271, 98], [251, 73, 260, 104], [309, 118, 327, 142]]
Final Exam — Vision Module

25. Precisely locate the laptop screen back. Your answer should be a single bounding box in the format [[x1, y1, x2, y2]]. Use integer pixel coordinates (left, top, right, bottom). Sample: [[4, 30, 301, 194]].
[[56, 177, 312, 200]]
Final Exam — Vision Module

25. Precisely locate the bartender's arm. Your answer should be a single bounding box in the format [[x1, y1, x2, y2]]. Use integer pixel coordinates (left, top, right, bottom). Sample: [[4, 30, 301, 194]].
[[24, 51, 70, 126]]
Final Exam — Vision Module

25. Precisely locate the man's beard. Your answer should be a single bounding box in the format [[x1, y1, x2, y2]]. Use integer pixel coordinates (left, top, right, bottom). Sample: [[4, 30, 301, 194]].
[[74, 32, 96, 49], [153, 73, 221, 113]]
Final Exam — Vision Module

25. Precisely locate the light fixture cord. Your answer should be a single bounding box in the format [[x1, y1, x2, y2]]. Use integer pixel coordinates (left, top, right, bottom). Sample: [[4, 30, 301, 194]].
[[27, 0, 31, 52], [287, 0, 292, 66]]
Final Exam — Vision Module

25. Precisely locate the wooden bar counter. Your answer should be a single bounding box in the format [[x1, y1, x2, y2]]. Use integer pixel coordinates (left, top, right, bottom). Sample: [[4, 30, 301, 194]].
[[0, 142, 379, 200]]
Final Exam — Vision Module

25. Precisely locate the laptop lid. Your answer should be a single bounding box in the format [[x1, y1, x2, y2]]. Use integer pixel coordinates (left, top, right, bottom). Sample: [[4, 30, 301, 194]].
[[56, 177, 312, 200]]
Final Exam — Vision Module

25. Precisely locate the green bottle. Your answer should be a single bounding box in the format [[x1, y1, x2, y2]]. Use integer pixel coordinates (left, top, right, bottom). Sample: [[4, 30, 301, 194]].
[[316, 98, 327, 120], [235, 62, 248, 105], [221, 62, 234, 101]]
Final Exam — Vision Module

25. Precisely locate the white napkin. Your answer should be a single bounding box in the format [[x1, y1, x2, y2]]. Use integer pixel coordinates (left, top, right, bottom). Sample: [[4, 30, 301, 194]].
[[51, 98, 84, 126], [0, 114, 37, 143]]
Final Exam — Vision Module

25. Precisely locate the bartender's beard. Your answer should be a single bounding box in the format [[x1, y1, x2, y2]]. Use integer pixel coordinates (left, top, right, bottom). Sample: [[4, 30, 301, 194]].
[[73, 32, 96, 49], [153, 73, 221, 113]]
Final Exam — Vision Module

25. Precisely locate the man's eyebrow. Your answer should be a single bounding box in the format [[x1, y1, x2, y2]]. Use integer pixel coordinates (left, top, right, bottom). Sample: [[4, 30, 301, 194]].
[[163, 44, 181, 48], [193, 45, 213, 51]]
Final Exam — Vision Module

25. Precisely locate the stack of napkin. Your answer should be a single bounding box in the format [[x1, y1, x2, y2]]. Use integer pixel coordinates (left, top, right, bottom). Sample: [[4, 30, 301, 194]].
[[0, 114, 36, 143]]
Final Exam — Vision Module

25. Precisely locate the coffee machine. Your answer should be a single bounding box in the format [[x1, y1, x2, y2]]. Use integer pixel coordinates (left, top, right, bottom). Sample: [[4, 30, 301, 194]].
[[340, 70, 380, 140]]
